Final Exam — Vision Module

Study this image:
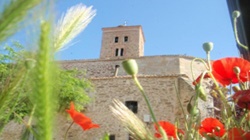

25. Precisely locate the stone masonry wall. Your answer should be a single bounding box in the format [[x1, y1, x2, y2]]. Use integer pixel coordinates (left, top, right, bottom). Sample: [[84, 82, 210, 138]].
[[57, 75, 211, 140], [78, 76, 185, 139], [60, 55, 201, 79], [179, 57, 208, 81], [0, 75, 211, 140]]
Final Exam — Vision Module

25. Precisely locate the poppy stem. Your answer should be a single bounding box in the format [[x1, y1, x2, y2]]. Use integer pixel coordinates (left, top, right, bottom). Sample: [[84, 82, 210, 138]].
[[64, 121, 74, 140], [209, 72, 232, 120], [132, 75, 168, 140], [233, 13, 248, 50], [190, 58, 209, 81], [206, 53, 212, 72], [185, 88, 200, 140]]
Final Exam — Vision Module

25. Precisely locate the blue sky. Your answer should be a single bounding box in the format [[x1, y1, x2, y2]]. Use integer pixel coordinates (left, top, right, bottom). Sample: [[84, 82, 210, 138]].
[[6, 1, 241, 60]]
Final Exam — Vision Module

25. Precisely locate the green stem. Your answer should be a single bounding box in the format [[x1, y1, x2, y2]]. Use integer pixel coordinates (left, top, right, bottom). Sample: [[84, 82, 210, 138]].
[[190, 58, 209, 81], [206, 52, 212, 71], [209, 72, 231, 120], [233, 17, 248, 50], [132, 75, 168, 140], [64, 121, 74, 140], [28, 105, 36, 126], [13, 111, 28, 126], [185, 88, 199, 140]]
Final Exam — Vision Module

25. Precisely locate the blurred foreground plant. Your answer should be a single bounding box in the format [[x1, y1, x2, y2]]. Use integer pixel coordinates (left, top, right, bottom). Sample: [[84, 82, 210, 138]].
[[110, 99, 155, 140], [0, 1, 96, 140]]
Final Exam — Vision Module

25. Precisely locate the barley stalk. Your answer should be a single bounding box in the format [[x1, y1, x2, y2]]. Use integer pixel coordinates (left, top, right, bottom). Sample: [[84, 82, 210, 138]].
[[32, 21, 56, 140], [0, 0, 42, 42], [110, 99, 155, 140], [54, 3, 96, 51]]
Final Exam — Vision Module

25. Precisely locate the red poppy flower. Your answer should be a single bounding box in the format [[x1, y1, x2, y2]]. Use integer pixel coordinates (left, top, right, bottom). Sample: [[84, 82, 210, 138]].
[[199, 118, 225, 137], [154, 121, 184, 139], [228, 128, 250, 140], [232, 90, 250, 110], [192, 73, 211, 85], [211, 57, 250, 86], [66, 102, 99, 131]]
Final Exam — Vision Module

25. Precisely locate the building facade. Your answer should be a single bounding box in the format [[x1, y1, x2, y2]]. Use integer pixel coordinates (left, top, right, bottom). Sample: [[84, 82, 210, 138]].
[[1, 25, 214, 140]]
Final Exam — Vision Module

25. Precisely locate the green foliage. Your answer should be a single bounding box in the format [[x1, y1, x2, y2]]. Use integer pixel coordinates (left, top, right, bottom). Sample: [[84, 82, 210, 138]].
[[0, 43, 28, 132], [101, 132, 110, 140], [0, 43, 93, 136], [57, 69, 92, 112]]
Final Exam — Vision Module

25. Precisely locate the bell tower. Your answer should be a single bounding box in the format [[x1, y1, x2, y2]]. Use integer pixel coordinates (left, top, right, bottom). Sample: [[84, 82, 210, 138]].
[[100, 25, 145, 59]]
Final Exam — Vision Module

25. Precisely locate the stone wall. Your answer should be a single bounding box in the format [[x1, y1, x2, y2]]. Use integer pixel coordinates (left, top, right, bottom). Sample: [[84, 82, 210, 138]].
[[60, 55, 202, 79], [57, 75, 211, 140], [0, 75, 212, 140]]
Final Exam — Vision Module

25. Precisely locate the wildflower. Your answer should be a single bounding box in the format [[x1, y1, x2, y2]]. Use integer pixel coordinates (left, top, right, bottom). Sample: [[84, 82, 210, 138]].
[[66, 102, 99, 130], [211, 57, 250, 86], [228, 128, 250, 140], [154, 121, 184, 139], [199, 118, 225, 137], [232, 89, 250, 110]]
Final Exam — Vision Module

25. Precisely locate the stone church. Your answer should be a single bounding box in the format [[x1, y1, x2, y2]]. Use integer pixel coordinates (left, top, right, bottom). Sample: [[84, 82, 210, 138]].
[[59, 25, 214, 140], [1, 25, 214, 140]]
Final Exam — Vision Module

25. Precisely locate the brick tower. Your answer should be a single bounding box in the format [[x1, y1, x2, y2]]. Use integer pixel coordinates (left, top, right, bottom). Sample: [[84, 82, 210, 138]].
[[100, 25, 145, 59]]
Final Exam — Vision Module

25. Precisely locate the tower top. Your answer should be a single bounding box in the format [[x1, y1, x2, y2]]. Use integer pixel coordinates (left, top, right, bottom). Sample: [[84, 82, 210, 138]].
[[100, 25, 145, 59], [124, 21, 127, 26]]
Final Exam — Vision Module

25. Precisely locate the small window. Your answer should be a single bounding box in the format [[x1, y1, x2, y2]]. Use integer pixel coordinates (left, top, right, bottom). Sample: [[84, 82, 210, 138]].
[[115, 37, 119, 43], [120, 48, 124, 56], [109, 135, 115, 140], [115, 48, 124, 57], [124, 36, 128, 42], [125, 101, 138, 113], [115, 48, 119, 56]]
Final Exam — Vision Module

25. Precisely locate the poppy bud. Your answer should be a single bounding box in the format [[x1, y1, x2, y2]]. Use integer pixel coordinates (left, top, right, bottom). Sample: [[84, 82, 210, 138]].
[[202, 42, 213, 53], [25, 59, 36, 69], [195, 84, 207, 101], [215, 126, 221, 132], [122, 59, 138, 76], [187, 102, 199, 116], [232, 86, 240, 92], [232, 10, 240, 18], [233, 66, 240, 75]]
